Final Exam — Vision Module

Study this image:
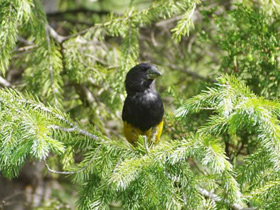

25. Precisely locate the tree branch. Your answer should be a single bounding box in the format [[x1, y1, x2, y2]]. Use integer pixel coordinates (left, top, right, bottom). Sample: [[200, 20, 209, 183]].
[[16, 98, 103, 142], [46, 24, 93, 44], [45, 25, 59, 108], [46, 25, 65, 43], [50, 125, 102, 141], [17, 36, 33, 45], [15, 45, 38, 52], [155, 15, 184, 27], [45, 145, 101, 175]]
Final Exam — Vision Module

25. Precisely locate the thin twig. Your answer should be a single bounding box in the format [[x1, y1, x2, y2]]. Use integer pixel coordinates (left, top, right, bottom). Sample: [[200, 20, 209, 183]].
[[50, 125, 102, 141], [0, 191, 44, 209], [155, 15, 184, 27], [45, 145, 101, 175], [1, 192, 26, 202], [46, 24, 94, 44], [17, 36, 33, 45], [15, 45, 38, 52]]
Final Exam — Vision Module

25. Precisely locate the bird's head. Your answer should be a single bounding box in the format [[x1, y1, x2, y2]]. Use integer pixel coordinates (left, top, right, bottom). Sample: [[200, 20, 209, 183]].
[[125, 63, 162, 93]]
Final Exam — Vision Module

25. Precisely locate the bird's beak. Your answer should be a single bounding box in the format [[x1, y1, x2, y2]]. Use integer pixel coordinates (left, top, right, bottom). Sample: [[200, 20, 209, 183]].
[[147, 66, 162, 80]]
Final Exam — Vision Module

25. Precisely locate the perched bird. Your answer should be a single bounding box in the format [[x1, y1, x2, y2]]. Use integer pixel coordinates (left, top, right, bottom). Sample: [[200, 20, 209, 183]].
[[122, 63, 164, 145]]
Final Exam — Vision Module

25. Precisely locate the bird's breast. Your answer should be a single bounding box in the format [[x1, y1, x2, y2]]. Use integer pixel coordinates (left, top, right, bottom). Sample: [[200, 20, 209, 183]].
[[122, 90, 164, 132], [140, 90, 158, 103]]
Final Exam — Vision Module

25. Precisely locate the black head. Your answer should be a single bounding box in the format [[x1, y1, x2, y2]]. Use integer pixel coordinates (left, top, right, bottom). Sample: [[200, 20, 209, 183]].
[[125, 63, 162, 93]]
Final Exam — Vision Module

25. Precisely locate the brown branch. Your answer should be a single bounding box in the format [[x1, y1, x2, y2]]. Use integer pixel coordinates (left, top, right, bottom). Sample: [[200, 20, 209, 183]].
[[46, 24, 94, 44], [74, 84, 95, 106], [155, 15, 184, 27]]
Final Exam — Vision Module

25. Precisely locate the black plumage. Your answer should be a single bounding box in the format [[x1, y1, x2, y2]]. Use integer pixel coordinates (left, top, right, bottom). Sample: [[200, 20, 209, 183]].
[[122, 63, 164, 134]]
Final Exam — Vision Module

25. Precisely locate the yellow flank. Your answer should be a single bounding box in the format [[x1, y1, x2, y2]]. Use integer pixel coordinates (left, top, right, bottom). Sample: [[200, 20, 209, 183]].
[[123, 120, 164, 144]]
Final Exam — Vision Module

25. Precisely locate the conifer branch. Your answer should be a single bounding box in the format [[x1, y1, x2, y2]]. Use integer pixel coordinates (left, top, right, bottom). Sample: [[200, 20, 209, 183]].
[[45, 25, 59, 108], [50, 125, 102, 141], [45, 145, 101, 175], [45, 162, 75, 175], [16, 98, 102, 142], [15, 97, 102, 142], [46, 24, 93, 44], [45, 0, 201, 45]]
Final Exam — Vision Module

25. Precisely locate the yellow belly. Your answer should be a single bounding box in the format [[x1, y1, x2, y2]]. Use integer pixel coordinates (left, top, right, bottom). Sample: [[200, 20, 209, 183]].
[[123, 120, 164, 144]]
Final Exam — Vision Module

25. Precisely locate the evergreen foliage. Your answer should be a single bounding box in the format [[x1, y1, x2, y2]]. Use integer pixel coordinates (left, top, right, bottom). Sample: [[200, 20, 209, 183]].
[[176, 75, 280, 209], [1, 0, 280, 209], [212, 5, 280, 98]]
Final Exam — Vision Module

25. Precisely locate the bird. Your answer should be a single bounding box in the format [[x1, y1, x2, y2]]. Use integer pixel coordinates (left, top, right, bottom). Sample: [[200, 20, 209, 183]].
[[122, 63, 164, 145]]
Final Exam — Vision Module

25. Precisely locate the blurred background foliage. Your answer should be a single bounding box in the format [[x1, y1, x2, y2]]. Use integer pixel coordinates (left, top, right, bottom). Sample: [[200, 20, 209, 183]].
[[1, 0, 280, 209]]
